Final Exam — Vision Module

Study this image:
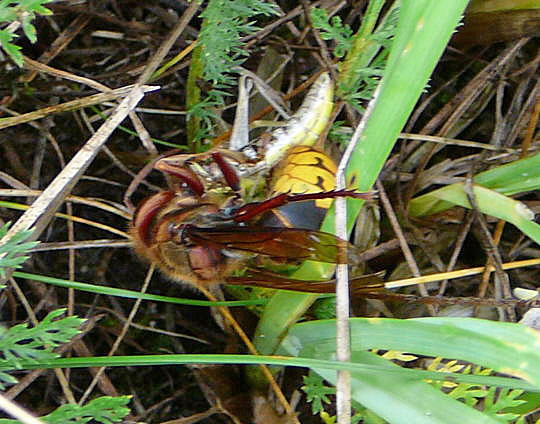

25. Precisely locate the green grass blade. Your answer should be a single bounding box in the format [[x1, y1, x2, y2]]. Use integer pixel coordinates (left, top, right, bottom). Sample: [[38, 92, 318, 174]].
[[13, 271, 266, 307], [409, 183, 540, 244], [282, 317, 540, 385], [253, 0, 471, 359], [474, 152, 540, 194], [279, 317, 540, 423], [409, 152, 540, 246], [5, 353, 538, 392], [314, 352, 500, 424]]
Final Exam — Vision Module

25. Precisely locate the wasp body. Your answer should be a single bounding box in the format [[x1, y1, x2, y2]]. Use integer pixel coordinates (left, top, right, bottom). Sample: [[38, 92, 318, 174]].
[[130, 74, 381, 293], [260, 145, 337, 230]]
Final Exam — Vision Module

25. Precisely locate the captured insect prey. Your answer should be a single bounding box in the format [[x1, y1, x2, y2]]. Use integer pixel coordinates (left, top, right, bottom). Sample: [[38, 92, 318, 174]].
[[129, 73, 383, 293]]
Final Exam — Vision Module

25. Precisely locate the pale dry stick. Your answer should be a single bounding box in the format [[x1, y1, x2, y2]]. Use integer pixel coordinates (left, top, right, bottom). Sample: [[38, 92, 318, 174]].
[[24, 54, 163, 180], [23, 56, 111, 92], [78, 264, 154, 404], [2, 202, 128, 238], [386, 257, 540, 289], [334, 84, 381, 424], [399, 133, 517, 152], [3, 114, 80, 394], [0, 189, 131, 219], [0, 85, 154, 248], [0, 172, 29, 189], [129, 111, 158, 155], [0, 394, 44, 424], [20, 14, 90, 83], [2, 96, 140, 410], [51, 212, 128, 238], [30, 239, 131, 252], [77, 106, 156, 191], [197, 286, 301, 424], [376, 180, 435, 316], [7, 18, 132, 380], [26, 43, 166, 158], [136, 1, 199, 84], [0, 85, 147, 130]]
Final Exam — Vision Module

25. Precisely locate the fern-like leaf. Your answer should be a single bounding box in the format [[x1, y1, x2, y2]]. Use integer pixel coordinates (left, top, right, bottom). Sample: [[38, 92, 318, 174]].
[[0, 223, 39, 278], [0, 308, 84, 388], [0, 396, 131, 424]]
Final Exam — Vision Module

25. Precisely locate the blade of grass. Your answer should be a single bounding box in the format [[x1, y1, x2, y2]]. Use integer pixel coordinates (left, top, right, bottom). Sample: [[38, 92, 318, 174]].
[[409, 152, 540, 245], [281, 317, 540, 385], [315, 351, 500, 424], [5, 354, 538, 393], [279, 317, 540, 423], [253, 0, 471, 358], [12, 271, 267, 308], [409, 183, 540, 244]]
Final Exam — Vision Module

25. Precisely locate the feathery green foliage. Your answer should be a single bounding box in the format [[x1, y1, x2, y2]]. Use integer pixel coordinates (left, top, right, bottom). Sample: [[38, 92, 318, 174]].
[[427, 360, 528, 423], [311, 8, 353, 58], [310, 5, 398, 111], [0, 307, 131, 422], [198, 0, 277, 85], [187, 0, 278, 145], [302, 358, 533, 423], [302, 372, 336, 415], [0, 0, 54, 66], [0, 223, 38, 278], [0, 396, 132, 424], [0, 308, 84, 389]]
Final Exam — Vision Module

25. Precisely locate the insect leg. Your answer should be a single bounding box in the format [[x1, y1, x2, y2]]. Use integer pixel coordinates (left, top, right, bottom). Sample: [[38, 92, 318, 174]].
[[232, 190, 373, 222], [229, 75, 253, 151]]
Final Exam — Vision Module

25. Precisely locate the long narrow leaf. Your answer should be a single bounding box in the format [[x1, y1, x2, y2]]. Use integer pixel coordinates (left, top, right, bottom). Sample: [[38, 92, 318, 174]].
[[254, 0, 471, 357], [279, 317, 540, 423]]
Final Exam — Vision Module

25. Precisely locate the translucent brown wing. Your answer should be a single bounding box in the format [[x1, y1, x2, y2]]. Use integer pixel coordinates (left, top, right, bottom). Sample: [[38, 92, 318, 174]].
[[186, 225, 354, 264], [226, 269, 385, 294]]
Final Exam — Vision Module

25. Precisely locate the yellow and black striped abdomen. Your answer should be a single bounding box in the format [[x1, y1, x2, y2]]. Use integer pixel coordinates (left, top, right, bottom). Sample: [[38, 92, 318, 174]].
[[271, 145, 336, 198], [261, 145, 337, 230]]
